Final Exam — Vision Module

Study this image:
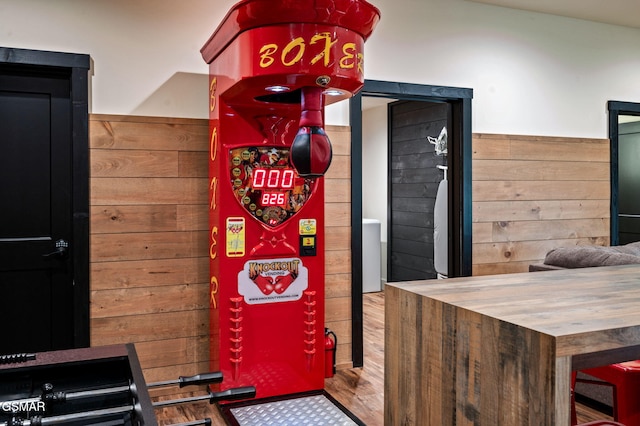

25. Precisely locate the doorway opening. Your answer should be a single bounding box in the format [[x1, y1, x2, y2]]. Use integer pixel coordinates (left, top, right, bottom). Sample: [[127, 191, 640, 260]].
[[609, 101, 640, 246], [349, 80, 473, 366]]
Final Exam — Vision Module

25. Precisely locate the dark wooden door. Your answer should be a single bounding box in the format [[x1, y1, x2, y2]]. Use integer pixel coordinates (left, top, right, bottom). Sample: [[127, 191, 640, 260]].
[[388, 100, 449, 282], [618, 120, 640, 244], [0, 62, 80, 353]]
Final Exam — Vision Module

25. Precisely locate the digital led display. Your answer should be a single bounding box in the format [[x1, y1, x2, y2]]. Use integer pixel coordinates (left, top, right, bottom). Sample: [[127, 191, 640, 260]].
[[252, 168, 295, 189]]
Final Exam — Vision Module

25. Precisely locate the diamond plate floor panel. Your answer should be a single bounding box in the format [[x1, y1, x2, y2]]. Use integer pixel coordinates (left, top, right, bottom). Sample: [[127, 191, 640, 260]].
[[228, 394, 360, 426]]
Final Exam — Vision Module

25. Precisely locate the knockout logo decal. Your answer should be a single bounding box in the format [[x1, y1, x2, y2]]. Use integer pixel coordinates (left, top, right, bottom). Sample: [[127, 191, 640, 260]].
[[238, 257, 308, 305]]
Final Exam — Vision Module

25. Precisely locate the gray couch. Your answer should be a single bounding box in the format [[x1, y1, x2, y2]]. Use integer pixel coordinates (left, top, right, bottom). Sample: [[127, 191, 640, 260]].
[[529, 242, 640, 272]]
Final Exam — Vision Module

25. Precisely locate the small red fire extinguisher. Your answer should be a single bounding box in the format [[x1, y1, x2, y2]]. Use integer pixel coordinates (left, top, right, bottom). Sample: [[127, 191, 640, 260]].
[[324, 327, 337, 378]]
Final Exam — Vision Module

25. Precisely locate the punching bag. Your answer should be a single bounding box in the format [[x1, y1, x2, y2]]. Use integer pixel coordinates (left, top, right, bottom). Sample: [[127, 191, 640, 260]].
[[290, 86, 332, 177]]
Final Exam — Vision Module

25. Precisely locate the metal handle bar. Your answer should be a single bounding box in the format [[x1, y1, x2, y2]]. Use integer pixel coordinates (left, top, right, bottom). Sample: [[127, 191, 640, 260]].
[[152, 386, 256, 408]]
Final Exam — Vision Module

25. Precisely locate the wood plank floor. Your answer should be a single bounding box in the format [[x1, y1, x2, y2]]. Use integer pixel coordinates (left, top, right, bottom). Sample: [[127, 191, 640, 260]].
[[155, 291, 613, 425]]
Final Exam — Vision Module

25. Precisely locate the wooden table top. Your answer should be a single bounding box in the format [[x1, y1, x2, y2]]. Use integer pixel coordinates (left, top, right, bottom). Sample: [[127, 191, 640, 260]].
[[388, 264, 640, 358]]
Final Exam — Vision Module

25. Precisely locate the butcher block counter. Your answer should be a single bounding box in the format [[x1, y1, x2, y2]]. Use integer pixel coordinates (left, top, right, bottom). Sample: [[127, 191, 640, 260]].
[[385, 264, 640, 425]]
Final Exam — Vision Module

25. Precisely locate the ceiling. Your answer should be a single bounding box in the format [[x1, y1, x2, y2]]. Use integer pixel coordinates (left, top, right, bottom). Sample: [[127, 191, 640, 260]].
[[467, 0, 640, 29], [361, 1, 640, 111]]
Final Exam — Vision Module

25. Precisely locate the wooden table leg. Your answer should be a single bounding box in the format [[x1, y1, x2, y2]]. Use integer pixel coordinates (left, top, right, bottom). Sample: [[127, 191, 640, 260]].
[[555, 356, 572, 426]]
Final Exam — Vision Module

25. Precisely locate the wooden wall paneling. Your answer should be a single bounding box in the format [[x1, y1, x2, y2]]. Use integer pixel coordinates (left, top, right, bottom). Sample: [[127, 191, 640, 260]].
[[90, 114, 212, 396], [330, 319, 354, 368], [325, 296, 352, 324], [472, 238, 609, 265], [91, 177, 208, 205], [325, 202, 350, 227], [474, 159, 608, 181], [325, 178, 351, 202], [176, 205, 209, 231], [473, 200, 610, 222], [89, 114, 209, 151], [476, 218, 610, 242], [91, 149, 179, 177], [473, 133, 608, 162], [326, 155, 350, 179], [326, 250, 352, 275], [325, 226, 351, 249], [472, 261, 539, 276], [90, 258, 208, 290], [178, 151, 208, 177], [325, 273, 352, 298], [326, 125, 351, 155], [138, 335, 210, 397], [91, 309, 208, 346], [91, 205, 178, 234], [136, 336, 209, 366], [325, 124, 353, 368], [91, 231, 208, 262], [472, 180, 609, 201], [472, 133, 610, 275], [91, 283, 209, 318]]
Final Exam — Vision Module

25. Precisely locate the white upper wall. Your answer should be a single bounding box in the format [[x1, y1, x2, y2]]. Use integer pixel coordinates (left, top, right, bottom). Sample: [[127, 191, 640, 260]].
[[367, 0, 640, 138], [1, 0, 232, 118], [3, 0, 640, 137]]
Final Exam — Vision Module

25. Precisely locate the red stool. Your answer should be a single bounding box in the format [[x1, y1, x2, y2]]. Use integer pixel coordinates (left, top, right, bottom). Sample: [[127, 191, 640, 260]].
[[572, 371, 626, 426], [580, 360, 640, 426], [572, 371, 579, 425]]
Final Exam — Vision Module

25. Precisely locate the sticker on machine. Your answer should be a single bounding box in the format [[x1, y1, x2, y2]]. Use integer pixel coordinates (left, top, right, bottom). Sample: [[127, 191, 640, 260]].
[[226, 217, 245, 257], [238, 257, 308, 305]]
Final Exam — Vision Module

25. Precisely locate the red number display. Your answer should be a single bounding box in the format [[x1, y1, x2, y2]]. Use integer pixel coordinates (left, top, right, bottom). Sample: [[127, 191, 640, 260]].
[[282, 169, 294, 188], [267, 169, 279, 188], [261, 192, 286, 206], [252, 168, 295, 189], [253, 169, 266, 188]]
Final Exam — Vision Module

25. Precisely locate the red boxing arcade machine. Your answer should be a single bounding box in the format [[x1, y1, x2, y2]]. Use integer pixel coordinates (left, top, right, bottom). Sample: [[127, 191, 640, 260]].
[[201, 0, 379, 401]]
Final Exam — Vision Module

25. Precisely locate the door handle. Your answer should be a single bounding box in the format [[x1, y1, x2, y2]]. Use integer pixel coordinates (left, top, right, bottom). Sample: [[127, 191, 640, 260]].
[[43, 239, 69, 259]]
